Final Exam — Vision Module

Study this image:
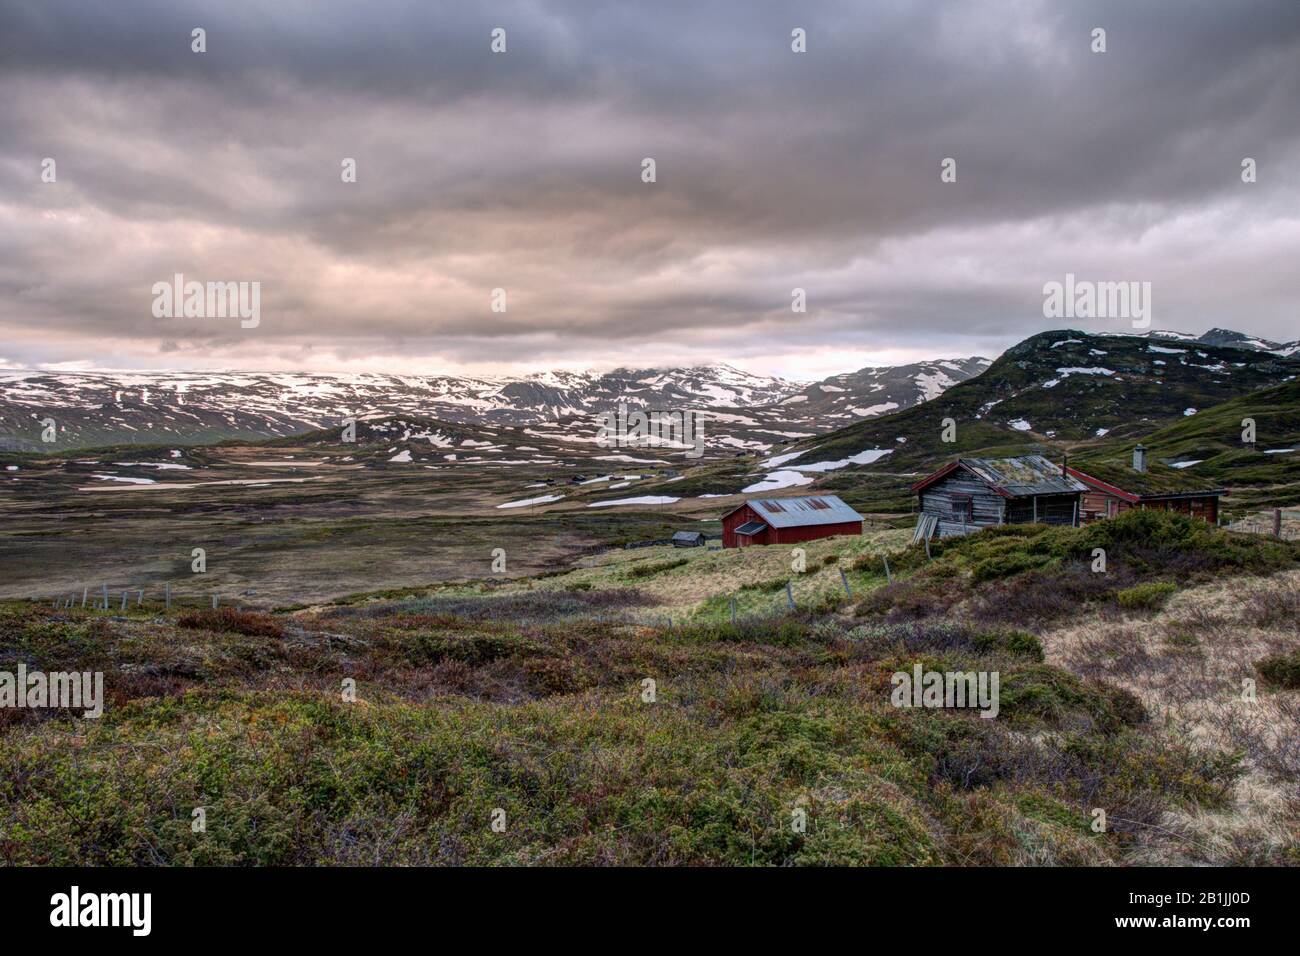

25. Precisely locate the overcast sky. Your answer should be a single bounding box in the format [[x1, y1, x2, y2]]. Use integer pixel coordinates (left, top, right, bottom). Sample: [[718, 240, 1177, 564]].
[[2, 0, 1297, 380]]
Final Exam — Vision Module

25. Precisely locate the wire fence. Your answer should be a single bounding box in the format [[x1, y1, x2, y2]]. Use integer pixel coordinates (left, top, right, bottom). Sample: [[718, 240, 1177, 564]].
[[1226, 508, 1300, 540], [48, 583, 242, 613]]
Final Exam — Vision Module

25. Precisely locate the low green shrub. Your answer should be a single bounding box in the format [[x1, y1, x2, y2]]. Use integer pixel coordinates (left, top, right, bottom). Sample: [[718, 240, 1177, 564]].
[[971, 628, 1045, 661], [970, 551, 1046, 582], [903, 510, 1300, 586], [997, 666, 1146, 732], [1256, 650, 1300, 689], [741, 577, 793, 594], [626, 557, 688, 579], [1115, 581, 1177, 611]]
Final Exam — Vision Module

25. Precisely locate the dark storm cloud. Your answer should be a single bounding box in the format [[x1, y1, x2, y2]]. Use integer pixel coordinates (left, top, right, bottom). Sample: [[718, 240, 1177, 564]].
[[1, 0, 1298, 376]]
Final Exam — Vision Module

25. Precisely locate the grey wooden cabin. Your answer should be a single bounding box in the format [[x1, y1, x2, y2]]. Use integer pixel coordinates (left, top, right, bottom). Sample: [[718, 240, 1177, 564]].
[[911, 455, 1087, 539]]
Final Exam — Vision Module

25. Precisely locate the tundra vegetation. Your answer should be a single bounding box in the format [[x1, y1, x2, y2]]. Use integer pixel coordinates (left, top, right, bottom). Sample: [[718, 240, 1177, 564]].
[[0, 510, 1295, 866]]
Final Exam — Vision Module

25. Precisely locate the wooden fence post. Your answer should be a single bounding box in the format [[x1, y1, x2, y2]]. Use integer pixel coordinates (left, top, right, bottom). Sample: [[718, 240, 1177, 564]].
[[101, 583, 108, 610], [1274, 508, 1283, 538], [785, 581, 795, 610], [883, 554, 893, 583], [839, 568, 853, 598]]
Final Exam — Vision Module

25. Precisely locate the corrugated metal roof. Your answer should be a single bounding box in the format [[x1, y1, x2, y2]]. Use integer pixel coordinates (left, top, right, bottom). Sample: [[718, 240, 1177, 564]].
[[743, 495, 864, 528], [962, 455, 1088, 496]]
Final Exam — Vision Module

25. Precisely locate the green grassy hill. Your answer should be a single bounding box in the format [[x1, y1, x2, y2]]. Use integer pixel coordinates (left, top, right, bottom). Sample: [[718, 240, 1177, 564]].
[[2, 510, 1295, 866], [1097, 379, 1300, 510]]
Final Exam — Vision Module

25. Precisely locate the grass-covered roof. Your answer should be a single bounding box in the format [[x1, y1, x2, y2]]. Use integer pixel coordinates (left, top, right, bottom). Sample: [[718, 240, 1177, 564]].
[[1069, 456, 1225, 498]]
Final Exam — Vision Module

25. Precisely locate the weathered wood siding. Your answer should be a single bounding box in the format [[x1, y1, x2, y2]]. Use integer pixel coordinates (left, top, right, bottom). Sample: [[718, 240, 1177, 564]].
[[1005, 493, 1079, 526], [919, 470, 1006, 538], [919, 468, 1084, 536], [1081, 489, 1118, 521], [771, 521, 862, 545]]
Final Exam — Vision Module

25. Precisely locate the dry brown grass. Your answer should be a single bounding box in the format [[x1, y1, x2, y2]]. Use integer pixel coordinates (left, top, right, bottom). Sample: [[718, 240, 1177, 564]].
[[1039, 570, 1300, 865], [497, 528, 912, 617]]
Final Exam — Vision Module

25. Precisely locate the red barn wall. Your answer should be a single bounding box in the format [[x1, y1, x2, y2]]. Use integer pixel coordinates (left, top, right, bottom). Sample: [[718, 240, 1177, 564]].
[[1080, 491, 1219, 524], [722, 504, 765, 548], [1137, 496, 1218, 523], [771, 521, 863, 545]]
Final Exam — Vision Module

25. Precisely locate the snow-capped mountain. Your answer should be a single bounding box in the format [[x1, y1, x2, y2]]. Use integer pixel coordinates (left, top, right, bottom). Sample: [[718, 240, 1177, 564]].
[[776, 357, 993, 423], [4, 325, 1291, 456], [3, 327, 1289, 454], [1193, 327, 1300, 357], [0, 359, 984, 452], [487, 364, 801, 419], [1130, 328, 1300, 358]]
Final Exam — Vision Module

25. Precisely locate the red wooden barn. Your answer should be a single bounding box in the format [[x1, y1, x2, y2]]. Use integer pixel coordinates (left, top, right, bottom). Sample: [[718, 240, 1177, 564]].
[[721, 495, 864, 548]]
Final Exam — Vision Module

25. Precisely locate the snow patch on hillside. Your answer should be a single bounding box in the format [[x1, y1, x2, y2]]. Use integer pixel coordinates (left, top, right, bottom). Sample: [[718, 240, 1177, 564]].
[[588, 496, 681, 507], [742, 470, 814, 493], [497, 494, 564, 509]]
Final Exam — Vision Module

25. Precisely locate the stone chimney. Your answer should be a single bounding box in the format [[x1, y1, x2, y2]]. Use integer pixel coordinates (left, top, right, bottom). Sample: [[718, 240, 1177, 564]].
[[1132, 444, 1147, 473]]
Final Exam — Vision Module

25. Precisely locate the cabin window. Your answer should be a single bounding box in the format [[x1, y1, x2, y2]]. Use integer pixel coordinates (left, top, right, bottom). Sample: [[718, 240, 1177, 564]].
[[950, 494, 973, 521]]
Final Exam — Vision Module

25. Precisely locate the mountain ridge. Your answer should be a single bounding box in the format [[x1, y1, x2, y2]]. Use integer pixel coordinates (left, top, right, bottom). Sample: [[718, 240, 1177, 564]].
[[0, 357, 988, 452], [3, 325, 1294, 454]]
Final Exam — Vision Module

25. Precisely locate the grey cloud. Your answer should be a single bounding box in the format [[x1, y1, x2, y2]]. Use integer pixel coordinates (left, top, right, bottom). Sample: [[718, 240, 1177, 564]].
[[1, 0, 1298, 376]]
